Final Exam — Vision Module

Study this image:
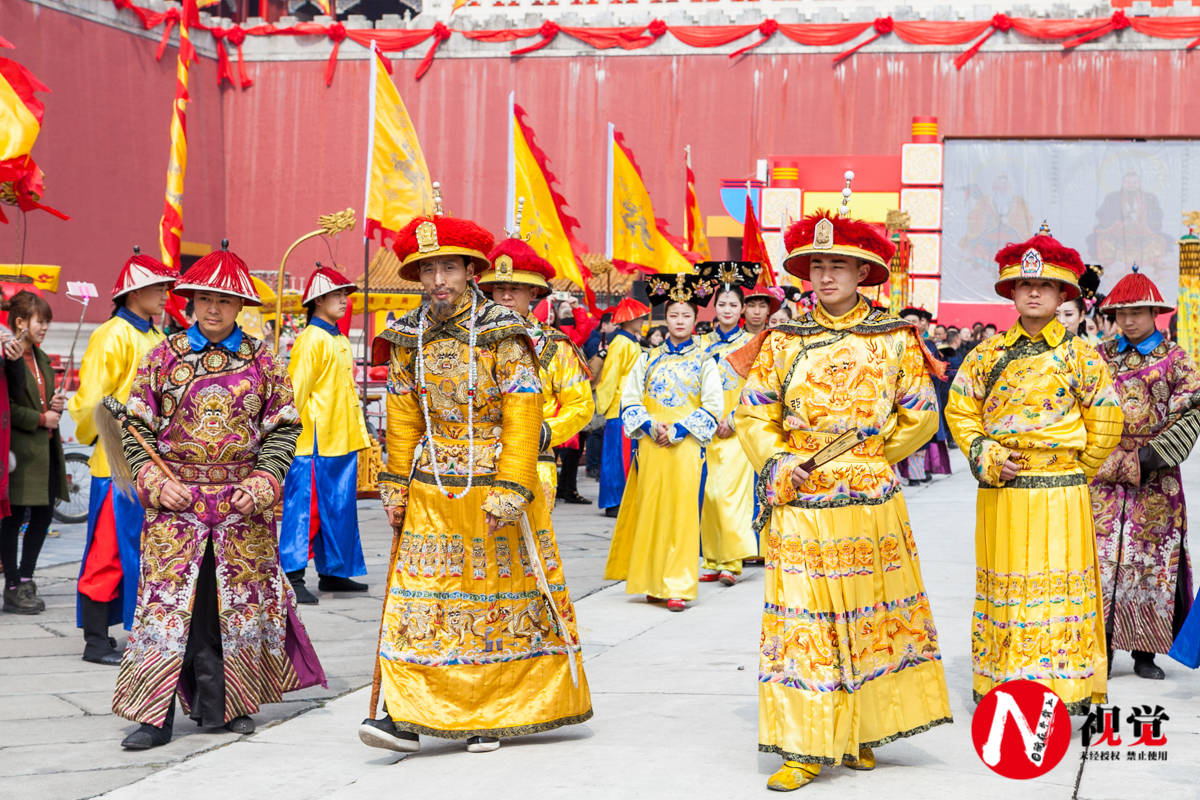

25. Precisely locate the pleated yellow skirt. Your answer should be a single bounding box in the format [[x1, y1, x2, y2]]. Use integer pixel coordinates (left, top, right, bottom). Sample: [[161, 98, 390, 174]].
[[972, 480, 1108, 714], [379, 479, 592, 738], [604, 437, 702, 601], [700, 434, 758, 572], [759, 492, 952, 765]]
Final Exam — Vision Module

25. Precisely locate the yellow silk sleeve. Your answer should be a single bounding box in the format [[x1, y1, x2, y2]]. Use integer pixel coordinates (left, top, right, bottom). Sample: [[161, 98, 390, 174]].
[[880, 330, 939, 465], [483, 336, 543, 522], [733, 333, 804, 506], [595, 334, 639, 419], [67, 325, 126, 447], [380, 345, 424, 510], [1072, 339, 1124, 479], [945, 347, 1011, 486], [287, 328, 326, 416], [544, 343, 595, 448]]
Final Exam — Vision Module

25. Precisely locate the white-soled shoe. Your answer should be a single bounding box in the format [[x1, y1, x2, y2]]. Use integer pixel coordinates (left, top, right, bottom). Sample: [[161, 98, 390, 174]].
[[466, 735, 500, 753]]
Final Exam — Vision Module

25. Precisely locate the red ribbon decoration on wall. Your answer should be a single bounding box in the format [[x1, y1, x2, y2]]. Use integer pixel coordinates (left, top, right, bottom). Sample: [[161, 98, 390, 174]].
[[102, 1, 1200, 84]]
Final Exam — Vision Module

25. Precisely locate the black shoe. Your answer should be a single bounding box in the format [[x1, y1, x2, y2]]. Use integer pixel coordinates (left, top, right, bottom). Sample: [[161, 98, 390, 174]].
[[290, 580, 319, 605], [121, 701, 174, 750], [83, 650, 123, 666], [226, 715, 255, 734], [560, 491, 591, 505], [604, 506, 619, 518], [318, 575, 369, 592], [466, 735, 500, 753], [358, 717, 420, 752], [1132, 652, 1165, 680]]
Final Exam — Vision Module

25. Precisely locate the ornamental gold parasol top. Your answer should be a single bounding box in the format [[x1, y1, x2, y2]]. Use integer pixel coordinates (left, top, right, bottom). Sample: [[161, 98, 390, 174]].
[[274, 208, 357, 351], [1183, 210, 1200, 232]]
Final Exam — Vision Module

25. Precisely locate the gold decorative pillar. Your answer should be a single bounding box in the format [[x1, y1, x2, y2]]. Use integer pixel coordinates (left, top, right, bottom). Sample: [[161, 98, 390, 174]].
[[886, 210, 912, 315], [1179, 213, 1200, 362]]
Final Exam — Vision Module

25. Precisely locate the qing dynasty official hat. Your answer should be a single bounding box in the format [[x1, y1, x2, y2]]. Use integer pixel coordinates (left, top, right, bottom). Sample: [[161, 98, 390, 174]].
[[993, 223, 1086, 301], [782, 210, 895, 287], [302, 264, 357, 305], [610, 297, 650, 324], [478, 239, 556, 297], [1099, 265, 1172, 315], [174, 240, 261, 306], [112, 246, 176, 299]]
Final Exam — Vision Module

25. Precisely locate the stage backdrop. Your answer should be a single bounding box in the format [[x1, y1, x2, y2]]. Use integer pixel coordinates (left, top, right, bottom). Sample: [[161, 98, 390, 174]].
[[942, 139, 1200, 305]]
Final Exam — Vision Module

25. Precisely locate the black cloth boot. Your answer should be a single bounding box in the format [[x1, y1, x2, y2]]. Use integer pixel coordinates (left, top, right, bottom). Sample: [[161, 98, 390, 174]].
[[287, 569, 319, 605], [1132, 650, 1165, 680], [556, 446, 590, 504], [181, 538, 227, 727], [81, 595, 122, 665], [120, 697, 175, 750]]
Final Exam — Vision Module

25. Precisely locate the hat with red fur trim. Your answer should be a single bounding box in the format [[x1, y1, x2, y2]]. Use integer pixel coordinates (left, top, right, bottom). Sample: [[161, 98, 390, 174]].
[[112, 246, 176, 299], [1099, 265, 1172, 315], [782, 210, 895, 286], [392, 215, 495, 282], [743, 281, 783, 315], [993, 223, 1085, 301], [174, 240, 261, 306], [477, 238, 556, 297], [302, 264, 356, 305]]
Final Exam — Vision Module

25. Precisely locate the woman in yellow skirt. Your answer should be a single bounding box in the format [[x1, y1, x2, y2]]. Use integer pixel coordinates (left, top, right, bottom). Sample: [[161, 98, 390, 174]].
[[604, 274, 722, 612], [695, 261, 763, 586], [733, 208, 952, 791], [945, 225, 1122, 714]]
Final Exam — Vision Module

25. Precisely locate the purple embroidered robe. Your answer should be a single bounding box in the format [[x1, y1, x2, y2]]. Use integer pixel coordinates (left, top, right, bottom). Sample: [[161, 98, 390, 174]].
[[1091, 336, 1200, 654], [111, 330, 326, 726]]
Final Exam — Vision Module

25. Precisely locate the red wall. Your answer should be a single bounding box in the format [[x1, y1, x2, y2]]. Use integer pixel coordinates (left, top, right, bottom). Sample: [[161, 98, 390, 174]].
[[0, 0, 226, 322], [5, 2, 1200, 321]]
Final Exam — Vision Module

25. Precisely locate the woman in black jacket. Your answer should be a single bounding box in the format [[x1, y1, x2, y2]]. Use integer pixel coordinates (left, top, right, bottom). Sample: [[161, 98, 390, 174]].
[[1, 291, 68, 615]]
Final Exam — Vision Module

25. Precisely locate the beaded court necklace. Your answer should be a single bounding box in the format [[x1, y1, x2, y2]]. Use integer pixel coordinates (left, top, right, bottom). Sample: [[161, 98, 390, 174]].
[[414, 290, 479, 500]]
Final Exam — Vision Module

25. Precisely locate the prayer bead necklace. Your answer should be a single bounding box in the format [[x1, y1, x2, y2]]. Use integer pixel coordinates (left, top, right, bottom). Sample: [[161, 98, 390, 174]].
[[415, 290, 479, 500]]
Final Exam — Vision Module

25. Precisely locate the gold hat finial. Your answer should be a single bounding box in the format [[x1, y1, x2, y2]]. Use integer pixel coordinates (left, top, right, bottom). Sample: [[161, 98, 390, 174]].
[[838, 170, 855, 217], [507, 197, 530, 241], [432, 181, 444, 216], [1037, 219, 1052, 236]]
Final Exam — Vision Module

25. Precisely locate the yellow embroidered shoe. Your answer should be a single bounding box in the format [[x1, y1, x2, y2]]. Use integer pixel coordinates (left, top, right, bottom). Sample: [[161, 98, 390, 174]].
[[843, 746, 876, 770], [767, 761, 821, 791]]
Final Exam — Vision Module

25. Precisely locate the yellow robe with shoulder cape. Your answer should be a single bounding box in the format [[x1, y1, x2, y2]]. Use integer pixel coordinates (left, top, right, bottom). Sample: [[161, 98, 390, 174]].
[[604, 338, 722, 601], [945, 319, 1122, 714], [734, 298, 952, 765], [530, 319, 595, 498], [374, 291, 592, 738], [698, 326, 759, 572]]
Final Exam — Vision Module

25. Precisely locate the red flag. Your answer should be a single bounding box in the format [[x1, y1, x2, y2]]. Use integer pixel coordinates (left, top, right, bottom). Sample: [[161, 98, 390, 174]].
[[683, 145, 710, 260], [742, 191, 776, 286]]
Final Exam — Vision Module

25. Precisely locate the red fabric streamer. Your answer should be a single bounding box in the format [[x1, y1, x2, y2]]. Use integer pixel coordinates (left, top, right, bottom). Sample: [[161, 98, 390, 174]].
[[648, 19, 668, 40], [346, 29, 444, 51], [729, 20, 778, 59], [1062, 11, 1131, 49], [954, 14, 1012, 70], [668, 24, 758, 49], [0, 34, 13, 49], [154, 7, 180, 61], [894, 19, 991, 46], [323, 22, 347, 86], [833, 17, 893, 66], [561, 25, 658, 51], [460, 27, 540, 43], [511, 20, 560, 56], [777, 21, 872, 47], [415, 23, 452, 80]]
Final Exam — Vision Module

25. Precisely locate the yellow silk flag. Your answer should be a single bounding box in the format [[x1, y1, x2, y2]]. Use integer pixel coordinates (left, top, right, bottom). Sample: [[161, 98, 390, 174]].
[[157, 0, 196, 273], [0, 58, 41, 162], [607, 124, 691, 274], [508, 95, 594, 308], [363, 42, 433, 242]]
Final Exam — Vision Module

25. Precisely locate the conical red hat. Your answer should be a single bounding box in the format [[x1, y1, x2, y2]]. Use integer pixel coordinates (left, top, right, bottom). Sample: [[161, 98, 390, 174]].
[[611, 297, 650, 325], [743, 282, 783, 314], [303, 265, 356, 305], [174, 240, 261, 306], [1100, 265, 1172, 314], [478, 238, 556, 297], [112, 247, 176, 299]]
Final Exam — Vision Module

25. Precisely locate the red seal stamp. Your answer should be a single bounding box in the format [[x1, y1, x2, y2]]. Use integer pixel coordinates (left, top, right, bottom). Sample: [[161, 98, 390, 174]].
[[971, 680, 1071, 779]]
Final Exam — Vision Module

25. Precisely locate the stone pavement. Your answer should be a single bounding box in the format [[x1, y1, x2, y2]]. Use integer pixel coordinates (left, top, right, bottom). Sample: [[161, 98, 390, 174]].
[[3, 462, 1199, 799]]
